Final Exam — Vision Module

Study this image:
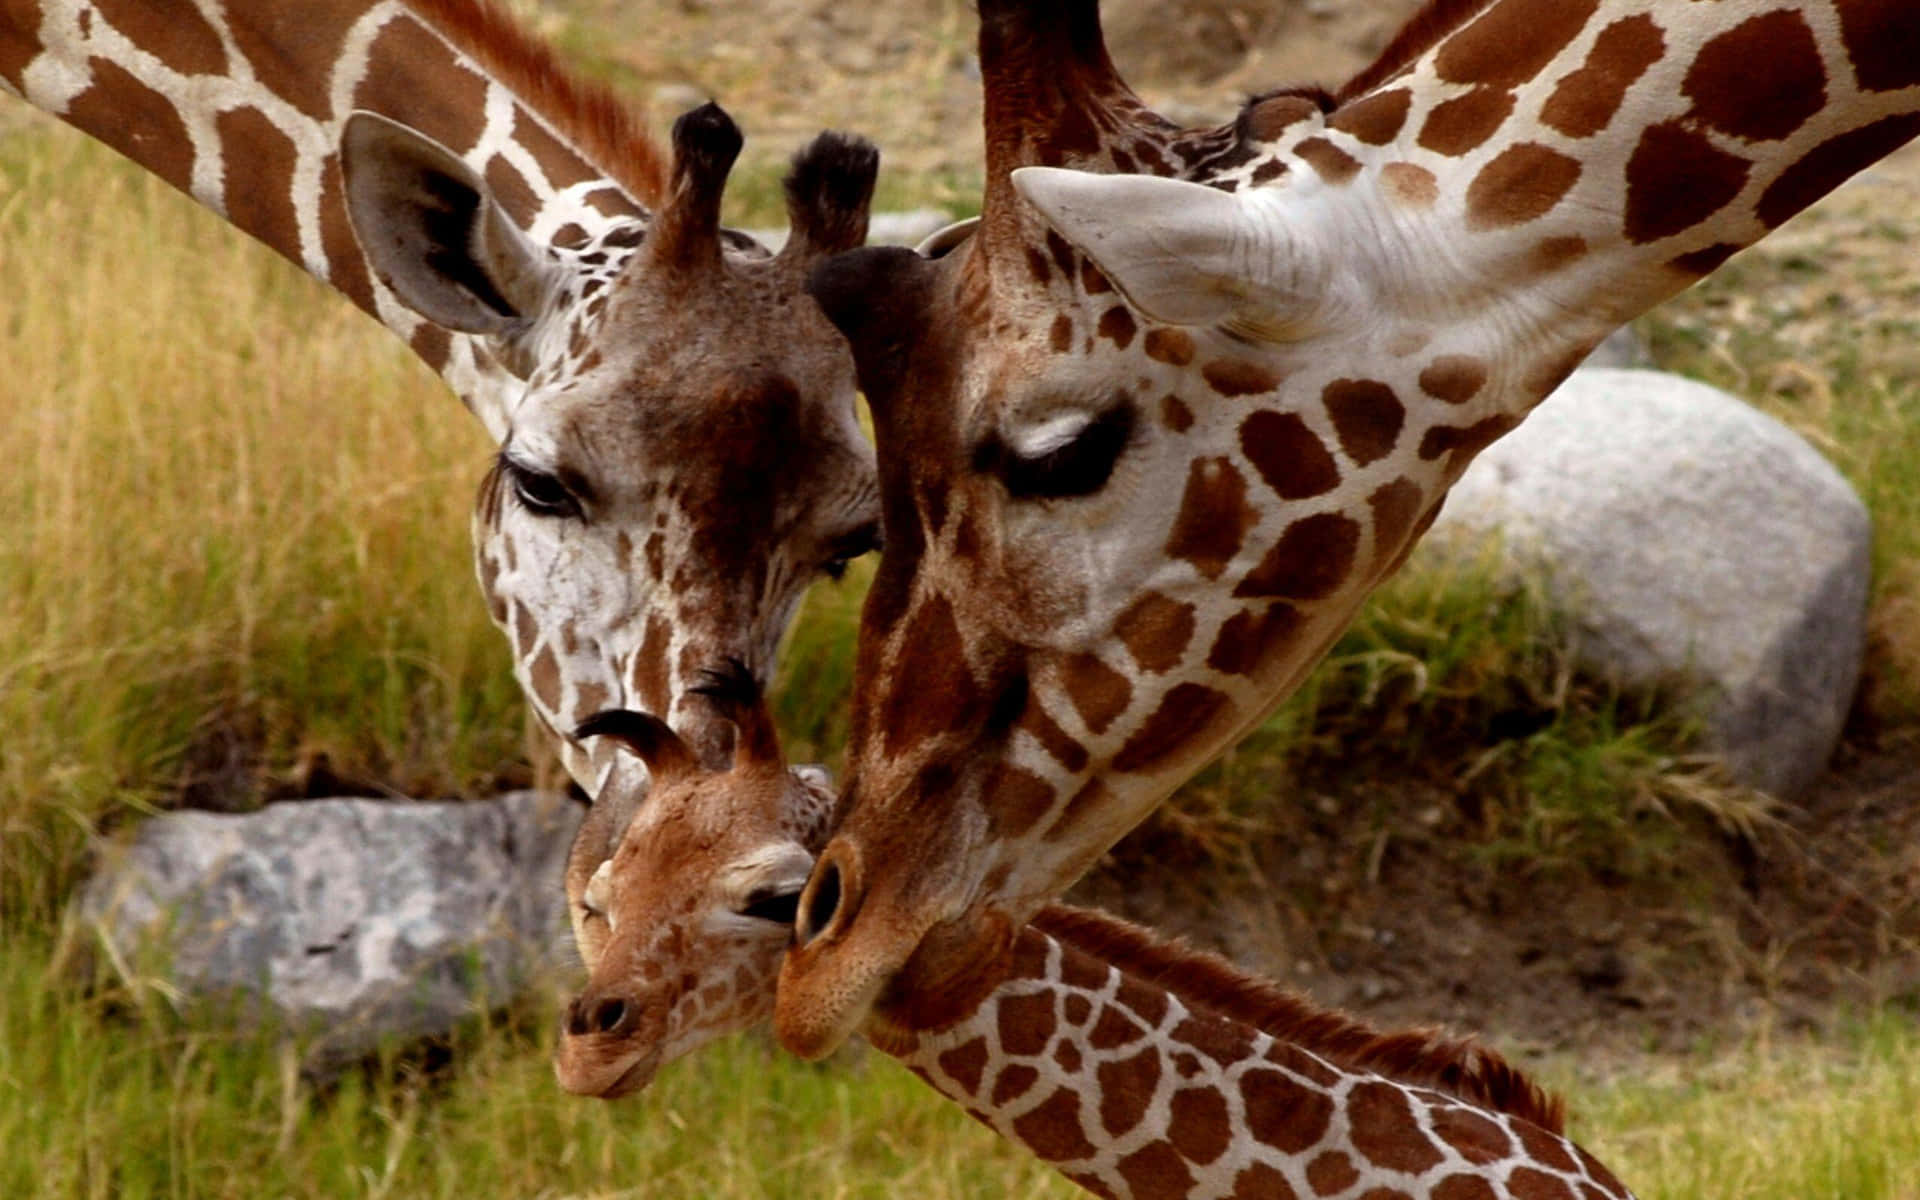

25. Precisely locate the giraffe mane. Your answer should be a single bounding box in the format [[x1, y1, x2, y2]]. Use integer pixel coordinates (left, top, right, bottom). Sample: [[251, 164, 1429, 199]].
[[1031, 904, 1568, 1134], [405, 0, 667, 205], [1335, 0, 1499, 103]]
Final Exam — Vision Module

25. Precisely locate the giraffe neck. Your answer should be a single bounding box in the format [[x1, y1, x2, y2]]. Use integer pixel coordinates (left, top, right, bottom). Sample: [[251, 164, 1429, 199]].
[[0, 0, 660, 438], [870, 906, 1631, 1199]]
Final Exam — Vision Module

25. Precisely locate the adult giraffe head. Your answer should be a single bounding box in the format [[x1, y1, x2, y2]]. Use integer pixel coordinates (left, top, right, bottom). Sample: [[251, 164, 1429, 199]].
[[774, 0, 1920, 1056]]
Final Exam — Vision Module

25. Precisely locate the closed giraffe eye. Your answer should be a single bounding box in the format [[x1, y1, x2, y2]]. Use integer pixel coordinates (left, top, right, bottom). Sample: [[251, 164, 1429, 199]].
[[500, 453, 583, 519], [821, 521, 881, 580], [974, 400, 1136, 501], [737, 887, 803, 926]]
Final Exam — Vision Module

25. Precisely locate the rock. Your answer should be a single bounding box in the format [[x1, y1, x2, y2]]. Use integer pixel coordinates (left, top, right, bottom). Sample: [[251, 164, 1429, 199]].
[[741, 207, 955, 254], [72, 792, 584, 1071], [1417, 367, 1870, 799]]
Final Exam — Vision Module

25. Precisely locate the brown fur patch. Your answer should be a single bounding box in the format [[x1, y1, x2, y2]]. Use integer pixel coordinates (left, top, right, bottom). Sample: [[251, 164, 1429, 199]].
[[1029, 906, 1567, 1131], [1244, 93, 1325, 141], [1113, 593, 1197, 675], [1097, 305, 1137, 350], [936, 1037, 989, 1096], [1161, 394, 1196, 432], [93, 0, 227, 76], [1838, 0, 1920, 92], [1382, 161, 1439, 208], [65, 58, 196, 193], [1294, 136, 1362, 184], [1097, 1045, 1163, 1135], [1350, 1081, 1446, 1172], [879, 595, 979, 755], [1368, 477, 1427, 570], [1624, 121, 1750, 244], [1144, 327, 1196, 367], [1012, 1088, 1098, 1162], [1465, 142, 1583, 231], [1234, 514, 1362, 602], [1017, 702, 1092, 774], [1164, 457, 1258, 580], [1418, 356, 1488, 405], [1306, 1151, 1360, 1195], [355, 16, 491, 157], [1418, 415, 1518, 466], [1757, 113, 1920, 230], [1542, 15, 1664, 139], [1417, 86, 1515, 156], [1110, 683, 1231, 774], [1203, 358, 1283, 398], [1529, 235, 1590, 275], [1323, 378, 1406, 467], [1685, 11, 1826, 143], [1241, 410, 1341, 501], [1117, 1142, 1196, 1196], [1432, 0, 1599, 91], [984, 762, 1058, 838], [1059, 652, 1133, 736], [1329, 88, 1412, 146], [1206, 603, 1305, 677]]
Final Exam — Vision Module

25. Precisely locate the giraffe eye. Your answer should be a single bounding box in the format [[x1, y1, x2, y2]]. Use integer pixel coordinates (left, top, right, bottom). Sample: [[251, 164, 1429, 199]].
[[738, 888, 803, 926], [502, 455, 583, 519], [975, 401, 1136, 501], [821, 521, 881, 580]]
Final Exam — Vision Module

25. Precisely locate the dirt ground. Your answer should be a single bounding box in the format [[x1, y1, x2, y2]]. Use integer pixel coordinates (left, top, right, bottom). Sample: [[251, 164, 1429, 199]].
[[563, 0, 1920, 1056]]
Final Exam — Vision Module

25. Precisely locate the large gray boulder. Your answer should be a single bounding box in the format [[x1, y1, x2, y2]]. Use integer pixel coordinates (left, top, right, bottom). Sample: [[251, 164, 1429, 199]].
[[1418, 367, 1870, 799], [72, 792, 584, 1068]]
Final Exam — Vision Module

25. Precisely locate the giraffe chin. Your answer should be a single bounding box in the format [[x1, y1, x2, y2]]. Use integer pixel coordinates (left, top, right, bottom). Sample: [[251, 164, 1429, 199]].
[[552, 1042, 662, 1101]]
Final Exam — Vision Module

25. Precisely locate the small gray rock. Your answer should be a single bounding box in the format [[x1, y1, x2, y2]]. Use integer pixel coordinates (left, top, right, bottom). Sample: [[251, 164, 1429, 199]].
[[72, 793, 584, 1070], [1418, 367, 1870, 798]]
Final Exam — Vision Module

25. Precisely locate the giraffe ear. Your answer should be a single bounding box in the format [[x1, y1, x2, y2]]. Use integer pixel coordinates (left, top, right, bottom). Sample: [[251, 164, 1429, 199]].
[[340, 111, 562, 348], [1010, 167, 1323, 343]]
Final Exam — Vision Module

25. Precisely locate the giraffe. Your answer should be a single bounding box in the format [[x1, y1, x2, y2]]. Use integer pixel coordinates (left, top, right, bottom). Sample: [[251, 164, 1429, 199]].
[[0, 0, 881, 829], [772, 0, 1920, 1057], [553, 672, 1635, 1200]]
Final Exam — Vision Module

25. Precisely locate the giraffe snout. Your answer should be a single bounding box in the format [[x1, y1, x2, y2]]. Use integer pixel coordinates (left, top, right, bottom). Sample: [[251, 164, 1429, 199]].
[[553, 987, 663, 1099]]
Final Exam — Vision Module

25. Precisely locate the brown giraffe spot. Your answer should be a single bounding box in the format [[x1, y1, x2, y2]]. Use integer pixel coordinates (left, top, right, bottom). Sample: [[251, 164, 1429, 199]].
[[509, 109, 601, 191], [1049, 313, 1074, 354], [1240, 1067, 1334, 1154], [1624, 121, 1750, 244], [1116, 1142, 1197, 1196], [65, 59, 196, 194], [880, 596, 979, 756], [1513, 1120, 1580, 1172], [1465, 143, 1583, 232], [1088, 1005, 1147, 1051], [529, 644, 563, 713], [1047, 778, 1114, 848], [1268, 1041, 1341, 1087], [1045, 229, 1077, 279], [1116, 973, 1170, 1028], [1064, 994, 1094, 1025], [1431, 1106, 1514, 1165], [1294, 137, 1361, 184], [644, 532, 666, 580], [1306, 1150, 1360, 1195], [1011, 1087, 1099, 1163], [1508, 1167, 1578, 1200], [1016, 702, 1091, 773], [1059, 943, 1110, 993], [1669, 242, 1743, 277], [1203, 358, 1283, 398], [95, 0, 227, 74], [990, 1063, 1039, 1107], [1839, 0, 1920, 92], [1250, 159, 1288, 186], [1064, 1172, 1118, 1200], [996, 991, 1057, 1057], [1419, 356, 1488, 405], [1235, 514, 1362, 602], [1435, 0, 1599, 90], [1096, 1046, 1163, 1136], [1053, 1040, 1083, 1074], [1530, 235, 1591, 274], [983, 762, 1057, 838], [478, 555, 507, 622], [1207, 602, 1305, 677], [1162, 393, 1196, 432], [485, 156, 543, 232], [1246, 93, 1325, 140], [1434, 1177, 1501, 1200], [1417, 87, 1516, 157], [1329, 88, 1412, 145], [573, 682, 611, 721], [1382, 162, 1439, 208], [1171, 1016, 1256, 1068], [1097, 305, 1137, 350], [1082, 258, 1113, 294], [510, 599, 538, 660], [1111, 683, 1233, 774], [1368, 476, 1426, 571], [226, 1, 365, 120], [1145, 328, 1196, 367], [1541, 15, 1665, 139], [1419, 415, 1518, 465], [631, 612, 672, 714], [1233, 1163, 1302, 1199], [1172, 1052, 1203, 1078], [1166, 1086, 1232, 1165], [1114, 592, 1197, 675], [1058, 652, 1133, 736], [1686, 11, 1825, 142], [1165, 457, 1258, 580], [1348, 1082, 1444, 1173], [1758, 114, 1920, 230], [356, 18, 490, 154], [1324, 379, 1406, 466], [1241, 410, 1341, 501], [1026, 246, 1056, 287]]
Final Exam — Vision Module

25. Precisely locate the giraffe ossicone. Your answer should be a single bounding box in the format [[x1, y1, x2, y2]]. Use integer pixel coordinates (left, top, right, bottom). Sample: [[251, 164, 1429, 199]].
[[775, 0, 1920, 1057], [555, 673, 1636, 1200], [2, 0, 882, 826]]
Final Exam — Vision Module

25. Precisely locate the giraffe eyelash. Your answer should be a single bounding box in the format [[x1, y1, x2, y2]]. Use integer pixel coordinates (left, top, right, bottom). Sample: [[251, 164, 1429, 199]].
[[974, 400, 1138, 501]]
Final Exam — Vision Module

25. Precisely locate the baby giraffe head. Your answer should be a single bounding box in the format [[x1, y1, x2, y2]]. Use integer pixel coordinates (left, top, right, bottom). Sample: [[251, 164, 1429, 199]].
[[553, 663, 832, 1099]]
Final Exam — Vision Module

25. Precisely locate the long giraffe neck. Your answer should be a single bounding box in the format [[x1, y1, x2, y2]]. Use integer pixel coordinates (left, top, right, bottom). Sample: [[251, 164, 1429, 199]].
[[869, 906, 1631, 1200], [0, 0, 659, 437]]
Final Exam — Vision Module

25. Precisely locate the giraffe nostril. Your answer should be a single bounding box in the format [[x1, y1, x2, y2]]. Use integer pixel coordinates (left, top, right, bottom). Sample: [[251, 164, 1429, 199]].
[[564, 995, 591, 1037], [592, 997, 628, 1035]]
